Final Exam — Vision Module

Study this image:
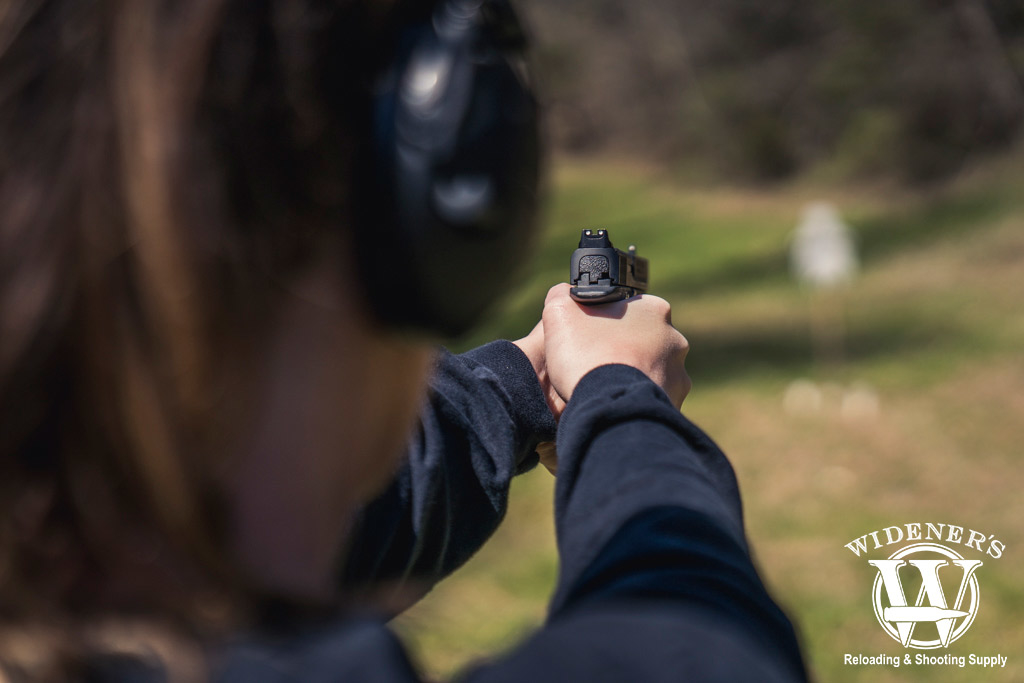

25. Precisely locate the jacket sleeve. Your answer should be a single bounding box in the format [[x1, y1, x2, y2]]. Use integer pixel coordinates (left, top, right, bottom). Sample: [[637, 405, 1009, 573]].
[[338, 341, 557, 599], [464, 364, 808, 682]]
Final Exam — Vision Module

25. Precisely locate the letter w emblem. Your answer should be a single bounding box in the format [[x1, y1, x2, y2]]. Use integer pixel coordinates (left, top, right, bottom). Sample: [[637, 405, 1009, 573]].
[[868, 558, 983, 647]]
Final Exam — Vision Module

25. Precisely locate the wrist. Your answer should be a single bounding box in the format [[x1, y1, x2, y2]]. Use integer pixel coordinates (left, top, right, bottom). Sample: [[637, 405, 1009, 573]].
[[512, 335, 544, 378]]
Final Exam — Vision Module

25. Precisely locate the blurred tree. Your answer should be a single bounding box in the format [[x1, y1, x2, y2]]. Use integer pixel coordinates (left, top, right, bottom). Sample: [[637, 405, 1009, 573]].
[[519, 0, 1024, 183]]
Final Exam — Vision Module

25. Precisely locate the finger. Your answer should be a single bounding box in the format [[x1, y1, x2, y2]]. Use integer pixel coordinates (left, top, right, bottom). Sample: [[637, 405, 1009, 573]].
[[545, 282, 572, 306], [546, 386, 567, 421], [635, 294, 673, 324], [536, 442, 558, 476]]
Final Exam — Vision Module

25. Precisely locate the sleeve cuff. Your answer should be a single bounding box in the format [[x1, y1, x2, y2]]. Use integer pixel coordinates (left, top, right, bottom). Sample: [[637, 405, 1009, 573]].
[[460, 340, 558, 468]]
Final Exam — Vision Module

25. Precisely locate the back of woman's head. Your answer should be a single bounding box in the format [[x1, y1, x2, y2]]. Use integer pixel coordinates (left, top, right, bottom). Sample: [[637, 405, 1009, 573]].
[[0, 0, 430, 665]]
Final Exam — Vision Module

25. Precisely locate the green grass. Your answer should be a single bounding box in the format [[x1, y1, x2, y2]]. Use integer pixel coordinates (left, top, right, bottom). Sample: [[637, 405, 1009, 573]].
[[393, 159, 1024, 681]]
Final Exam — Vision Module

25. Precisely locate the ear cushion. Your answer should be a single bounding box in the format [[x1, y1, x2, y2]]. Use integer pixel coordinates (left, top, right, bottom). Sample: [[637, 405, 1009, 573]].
[[355, 0, 541, 337]]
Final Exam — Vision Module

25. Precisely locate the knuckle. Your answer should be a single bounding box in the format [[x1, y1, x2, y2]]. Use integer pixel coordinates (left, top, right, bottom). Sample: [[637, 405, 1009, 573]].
[[544, 294, 568, 314], [545, 282, 570, 305], [542, 297, 571, 325], [642, 295, 672, 318]]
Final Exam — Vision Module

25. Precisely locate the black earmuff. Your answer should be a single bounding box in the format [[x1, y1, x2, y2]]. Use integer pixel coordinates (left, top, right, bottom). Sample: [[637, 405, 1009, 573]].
[[356, 0, 541, 337]]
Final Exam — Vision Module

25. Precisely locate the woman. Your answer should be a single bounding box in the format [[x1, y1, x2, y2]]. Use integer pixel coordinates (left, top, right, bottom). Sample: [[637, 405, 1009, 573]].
[[0, 0, 806, 680]]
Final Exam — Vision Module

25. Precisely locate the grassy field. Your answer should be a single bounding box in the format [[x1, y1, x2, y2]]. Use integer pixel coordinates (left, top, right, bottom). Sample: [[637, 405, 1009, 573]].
[[392, 159, 1024, 681]]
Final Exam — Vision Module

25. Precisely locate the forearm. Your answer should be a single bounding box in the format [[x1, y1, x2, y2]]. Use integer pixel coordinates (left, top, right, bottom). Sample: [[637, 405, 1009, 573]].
[[544, 364, 806, 679], [339, 341, 556, 596]]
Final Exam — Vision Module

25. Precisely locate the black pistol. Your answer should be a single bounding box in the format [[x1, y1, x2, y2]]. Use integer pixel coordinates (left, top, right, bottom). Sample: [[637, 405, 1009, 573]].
[[569, 229, 649, 304]]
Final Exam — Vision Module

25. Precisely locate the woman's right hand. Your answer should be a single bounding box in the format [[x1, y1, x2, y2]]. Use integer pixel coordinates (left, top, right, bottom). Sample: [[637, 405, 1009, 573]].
[[540, 283, 691, 409]]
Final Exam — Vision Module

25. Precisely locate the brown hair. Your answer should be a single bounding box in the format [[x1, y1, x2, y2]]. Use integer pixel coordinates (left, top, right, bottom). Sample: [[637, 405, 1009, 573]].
[[0, 0, 429, 675]]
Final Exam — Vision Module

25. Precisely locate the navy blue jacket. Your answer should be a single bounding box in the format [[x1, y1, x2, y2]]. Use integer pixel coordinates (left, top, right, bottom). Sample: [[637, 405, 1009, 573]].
[[213, 341, 807, 681]]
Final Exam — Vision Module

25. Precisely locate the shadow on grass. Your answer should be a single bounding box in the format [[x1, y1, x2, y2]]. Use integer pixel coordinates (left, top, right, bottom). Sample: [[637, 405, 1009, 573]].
[[686, 313, 968, 385], [856, 190, 1010, 262], [659, 250, 789, 299], [659, 189, 1011, 301]]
